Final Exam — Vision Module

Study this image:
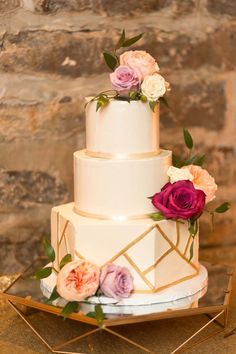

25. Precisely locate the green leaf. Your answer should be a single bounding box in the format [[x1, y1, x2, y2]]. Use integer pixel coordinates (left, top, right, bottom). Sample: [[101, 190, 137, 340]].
[[95, 304, 104, 327], [60, 301, 79, 318], [159, 96, 169, 108], [59, 254, 72, 269], [86, 312, 96, 319], [103, 52, 118, 71], [115, 29, 126, 50], [46, 286, 60, 303], [43, 239, 55, 263], [172, 154, 185, 168], [193, 154, 206, 166], [32, 267, 52, 280], [96, 95, 109, 111], [149, 212, 166, 221], [149, 101, 157, 112], [129, 91, 138, 100], [122, 33, 144, 47], [189, 240, 194, 262], [183, 128, 193, 150], [214, 202, 230, 213]]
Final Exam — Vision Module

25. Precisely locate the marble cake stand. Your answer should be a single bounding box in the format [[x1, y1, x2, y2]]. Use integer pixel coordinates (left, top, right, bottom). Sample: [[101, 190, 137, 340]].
[[0, 257, 234, 354]]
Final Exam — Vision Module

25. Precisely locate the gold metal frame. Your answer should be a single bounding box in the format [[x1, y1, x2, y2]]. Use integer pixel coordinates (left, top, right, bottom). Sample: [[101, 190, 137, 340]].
[[0, 260, 233, 354]]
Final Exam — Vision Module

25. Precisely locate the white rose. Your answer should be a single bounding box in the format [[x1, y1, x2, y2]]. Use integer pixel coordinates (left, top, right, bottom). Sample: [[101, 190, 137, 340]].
[[167, 166, 194, 184], [141, 73, 167, 101]]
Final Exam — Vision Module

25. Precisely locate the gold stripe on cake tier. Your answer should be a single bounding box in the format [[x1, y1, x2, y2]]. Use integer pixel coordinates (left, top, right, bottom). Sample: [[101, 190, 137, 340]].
[[74, 206, 149, 221], [85, 149, 160, 160]]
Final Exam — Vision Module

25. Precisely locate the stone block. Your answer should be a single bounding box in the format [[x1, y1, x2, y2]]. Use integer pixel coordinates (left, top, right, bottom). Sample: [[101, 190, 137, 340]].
[[160, 79, 226, 130], [0, 169, 68, 211], [207, 0, 236, 17]]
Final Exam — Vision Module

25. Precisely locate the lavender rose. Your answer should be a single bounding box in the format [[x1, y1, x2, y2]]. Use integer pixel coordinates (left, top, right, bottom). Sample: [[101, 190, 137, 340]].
[[100, 264, 134, 299], [110, 65, 140, 96], [151, 180, 206, 220]]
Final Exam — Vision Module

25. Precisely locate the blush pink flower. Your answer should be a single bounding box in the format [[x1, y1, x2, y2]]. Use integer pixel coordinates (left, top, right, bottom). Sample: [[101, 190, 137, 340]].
[[100, 264, 134, 300], [57, 260, 100, 302], [110, 65, 140, 96], [182, 165, 217, 203], [120, 50, 159, 80]]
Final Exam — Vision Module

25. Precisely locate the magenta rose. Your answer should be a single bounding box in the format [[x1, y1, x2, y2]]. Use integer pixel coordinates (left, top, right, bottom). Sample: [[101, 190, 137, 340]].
[[151, 180, 206, 220], [100, 264, 134, 299], [110, 65, 140, 96]]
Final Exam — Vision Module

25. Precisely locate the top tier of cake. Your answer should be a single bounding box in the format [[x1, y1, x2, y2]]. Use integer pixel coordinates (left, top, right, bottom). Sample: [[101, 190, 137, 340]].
[[85, 100, 159, 158]]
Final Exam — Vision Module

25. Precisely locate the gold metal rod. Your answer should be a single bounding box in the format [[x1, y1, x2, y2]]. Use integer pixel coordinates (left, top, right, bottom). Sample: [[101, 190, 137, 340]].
[[170, 310, 225, 354], [8, 300, 53, 351], [104, 327, 154, 353], [204, 313, 225, 328], [52, 327, 101, 350], [175, 328, 225, 354]]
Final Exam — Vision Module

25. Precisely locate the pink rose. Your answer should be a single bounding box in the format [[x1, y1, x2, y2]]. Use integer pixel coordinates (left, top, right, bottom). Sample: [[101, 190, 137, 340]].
[[110, 65, 140, 96], [100, 264, 134, 299], [57, 260, 100, 301], [151, 180, 206, 220], [120, 50, 159, 80], [182, 165, 217, 203]]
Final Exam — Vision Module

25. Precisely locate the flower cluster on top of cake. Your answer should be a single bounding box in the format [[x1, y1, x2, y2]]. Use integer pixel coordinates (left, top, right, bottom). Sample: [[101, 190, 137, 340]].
[[149, 128, 230, 261], [90, 30, 170, 112]]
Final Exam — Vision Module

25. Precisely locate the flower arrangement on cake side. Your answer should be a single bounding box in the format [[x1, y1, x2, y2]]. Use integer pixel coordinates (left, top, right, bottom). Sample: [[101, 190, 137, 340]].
[[149, 128, 230, 261], [89, 30, 170, 112], [33, 240, 134, 320]]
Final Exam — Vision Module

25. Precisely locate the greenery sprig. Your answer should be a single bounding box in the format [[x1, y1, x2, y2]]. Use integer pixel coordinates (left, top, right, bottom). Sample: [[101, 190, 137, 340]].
[[32, 241, 104, 322]]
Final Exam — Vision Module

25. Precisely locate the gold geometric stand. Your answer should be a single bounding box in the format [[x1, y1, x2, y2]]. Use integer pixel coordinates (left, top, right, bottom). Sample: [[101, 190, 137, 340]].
[[1, 260, 234, 354]]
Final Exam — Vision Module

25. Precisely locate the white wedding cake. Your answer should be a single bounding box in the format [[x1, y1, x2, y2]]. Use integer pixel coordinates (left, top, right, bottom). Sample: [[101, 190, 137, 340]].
[[42, 99, 207, 306], [39, 32, 228, 310]]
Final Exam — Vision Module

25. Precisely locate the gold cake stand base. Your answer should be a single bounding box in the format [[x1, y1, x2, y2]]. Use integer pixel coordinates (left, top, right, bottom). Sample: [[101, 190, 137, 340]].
[[0, 258, 234, 354]]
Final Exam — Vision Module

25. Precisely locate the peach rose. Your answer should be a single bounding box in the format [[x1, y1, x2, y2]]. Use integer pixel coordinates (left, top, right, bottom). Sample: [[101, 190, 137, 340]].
[[57, 260, 100, 301], [182, 165, 217, 203], [120, 50, 159, 80]]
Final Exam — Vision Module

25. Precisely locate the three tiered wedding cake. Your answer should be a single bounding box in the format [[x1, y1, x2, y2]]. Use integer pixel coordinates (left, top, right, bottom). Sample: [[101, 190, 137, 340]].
[[40, 32, 228, 312]]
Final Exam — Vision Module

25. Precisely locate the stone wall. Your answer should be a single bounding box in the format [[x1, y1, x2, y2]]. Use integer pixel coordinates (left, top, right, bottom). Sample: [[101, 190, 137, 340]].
[[0, 0, 235, 272]]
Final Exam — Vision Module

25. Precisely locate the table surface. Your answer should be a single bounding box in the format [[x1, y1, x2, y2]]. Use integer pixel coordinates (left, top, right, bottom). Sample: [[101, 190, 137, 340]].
[[1, 248, 236, 354]]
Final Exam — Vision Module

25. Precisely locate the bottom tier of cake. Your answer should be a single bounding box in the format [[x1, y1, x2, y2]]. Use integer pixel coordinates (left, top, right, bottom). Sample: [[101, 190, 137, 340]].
[[50, 202, 206, 296], [41, 263, 208, 307]]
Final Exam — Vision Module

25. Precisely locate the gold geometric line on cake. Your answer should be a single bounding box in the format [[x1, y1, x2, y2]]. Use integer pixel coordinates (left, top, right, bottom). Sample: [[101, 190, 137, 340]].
[[56, 215, 199, 294], [155, 224, 198, 272], [184, 233, 193, 257], [143, 247, 173, 275], [56, 213, 70, 269], [101, 224, 156, 268], [123, 253, 155, 290]]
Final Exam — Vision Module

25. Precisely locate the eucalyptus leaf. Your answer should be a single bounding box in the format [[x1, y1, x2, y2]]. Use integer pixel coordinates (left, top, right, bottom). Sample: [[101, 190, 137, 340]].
[[159, 96, 169, 108], [122, 33, 144, 47], [32, 267, 52, 280], [60, 301, 79, 318], [46, 286, 60, 303], [103, 52, 118, 71], [183, 128, 193, 150], [149, 212, 166, 221], [189, 240, 194, 262], [214, 202, 230, 213], [95, 304, 104, 327], [115, 29, 125, 50], [59, 254, 72, 269], [43, 239, 55, 263], [149, 101, 157, 112]]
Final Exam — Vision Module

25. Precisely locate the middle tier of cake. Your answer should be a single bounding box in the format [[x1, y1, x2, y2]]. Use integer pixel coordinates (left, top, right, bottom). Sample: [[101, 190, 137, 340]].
[[74, 149, 172, 218]]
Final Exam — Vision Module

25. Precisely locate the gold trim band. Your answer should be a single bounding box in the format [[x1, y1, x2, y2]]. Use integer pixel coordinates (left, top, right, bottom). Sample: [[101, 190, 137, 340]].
[[74, 206, 148, 221], [85, 149, 160, 160]]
